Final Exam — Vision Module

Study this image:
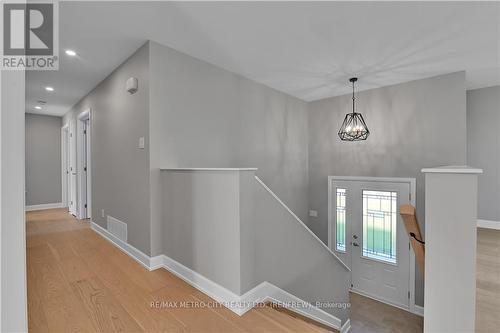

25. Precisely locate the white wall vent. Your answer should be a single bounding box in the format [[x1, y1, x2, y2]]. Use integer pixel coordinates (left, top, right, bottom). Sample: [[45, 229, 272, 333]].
[[107, 215, 127, 242]]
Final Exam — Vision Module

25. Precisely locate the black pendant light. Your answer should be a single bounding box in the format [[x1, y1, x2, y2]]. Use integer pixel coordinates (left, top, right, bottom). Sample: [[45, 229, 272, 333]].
[[338, 77, 369, 141]]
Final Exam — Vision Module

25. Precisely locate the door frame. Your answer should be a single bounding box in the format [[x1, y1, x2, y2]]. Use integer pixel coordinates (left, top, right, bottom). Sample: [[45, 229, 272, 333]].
[[76, 108, 91, 220], [327, 175, 418, 315], [61, 124, 70, 208]]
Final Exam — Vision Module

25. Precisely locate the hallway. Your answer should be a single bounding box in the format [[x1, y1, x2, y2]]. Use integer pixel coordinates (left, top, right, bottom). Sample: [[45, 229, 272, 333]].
[[27, 209, 499, 332], [26, 209, 334, 332]]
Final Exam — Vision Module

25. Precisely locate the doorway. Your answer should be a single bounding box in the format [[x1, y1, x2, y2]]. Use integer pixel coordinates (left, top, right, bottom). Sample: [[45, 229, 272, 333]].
[[61, 125, 70, 208], [328, 176, 416, 312], [68, 120, 77, 216], [77, 109, 91, 220]]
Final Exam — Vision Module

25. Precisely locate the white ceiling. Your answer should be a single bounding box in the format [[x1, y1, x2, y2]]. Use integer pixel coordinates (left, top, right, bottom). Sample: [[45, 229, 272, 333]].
[[27, 1, 500, 116]]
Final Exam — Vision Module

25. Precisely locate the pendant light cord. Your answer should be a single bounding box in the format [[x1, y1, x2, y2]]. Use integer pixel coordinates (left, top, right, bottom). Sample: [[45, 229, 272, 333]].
[[352, 80, 356, 114]]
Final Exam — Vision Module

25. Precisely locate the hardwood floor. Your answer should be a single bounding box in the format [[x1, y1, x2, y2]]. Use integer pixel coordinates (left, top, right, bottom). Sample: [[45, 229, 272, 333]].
[[476, 228, 500, 332], [349, 292, 422, 333], [27, 209, 499, 332], [26, 209, 332, 333]]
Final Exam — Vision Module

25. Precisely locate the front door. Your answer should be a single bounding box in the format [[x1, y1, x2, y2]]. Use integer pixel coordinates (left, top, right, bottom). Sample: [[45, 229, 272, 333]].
[[330, 178, 412, 309]]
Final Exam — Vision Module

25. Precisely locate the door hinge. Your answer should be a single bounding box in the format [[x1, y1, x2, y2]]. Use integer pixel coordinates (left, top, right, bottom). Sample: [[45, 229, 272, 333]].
[[84, 203, 87, 208], [409, 193, 411, 201], [84, 167, 87, 171], [84, 130, 87, 134], [351, 283, 353, 288], [408, 291, 410, 299]]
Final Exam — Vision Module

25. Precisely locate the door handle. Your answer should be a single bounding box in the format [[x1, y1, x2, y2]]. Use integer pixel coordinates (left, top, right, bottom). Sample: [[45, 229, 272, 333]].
[[353, 235, 358, 239], [352, 242, 360, 247]]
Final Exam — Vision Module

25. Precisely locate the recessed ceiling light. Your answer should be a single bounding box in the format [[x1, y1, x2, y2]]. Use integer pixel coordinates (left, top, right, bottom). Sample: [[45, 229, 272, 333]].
[[65, 49, 76, 56], [45, 86, 54, 92], [34, 106, 42, 110]]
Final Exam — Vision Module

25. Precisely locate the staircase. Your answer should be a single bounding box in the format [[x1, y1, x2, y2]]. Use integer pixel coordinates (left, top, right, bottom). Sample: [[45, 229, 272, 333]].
[[159, 168, 351, 332]]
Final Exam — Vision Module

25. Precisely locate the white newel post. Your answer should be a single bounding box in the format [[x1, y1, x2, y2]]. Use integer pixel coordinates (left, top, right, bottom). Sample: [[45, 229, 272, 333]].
[[422, 166, 482, 333]]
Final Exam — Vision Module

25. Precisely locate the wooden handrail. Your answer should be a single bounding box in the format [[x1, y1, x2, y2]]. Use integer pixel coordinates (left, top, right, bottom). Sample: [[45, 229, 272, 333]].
[[400, 204, 425, 276]]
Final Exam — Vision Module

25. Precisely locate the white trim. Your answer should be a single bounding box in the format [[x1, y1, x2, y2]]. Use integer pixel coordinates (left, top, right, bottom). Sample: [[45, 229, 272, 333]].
[[477, 219, 500, 230], [90, 221, 151, 270], [414, 305, 424, 317], [149, 255, 164, 270], [159, 254, 245, 313], [26, 202, 64, 212], [340, 319, 351, 333], [421, 165, 483, 174], [329, 176, 417, 186], [255, 175, 350, 272], [160, 255, 344, 329], [161, 168, 258, 171], [90, 220, 345, 330], [350, 288, 423, 317], [86, 114, 92, 219], [327, 176, 419, 315]]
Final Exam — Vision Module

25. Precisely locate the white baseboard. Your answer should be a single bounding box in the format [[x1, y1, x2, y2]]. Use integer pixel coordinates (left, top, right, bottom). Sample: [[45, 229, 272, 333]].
[[154, 254, 344, 330], [350, 288, 423, 317], [158, 253, 244, 312], [91, 221, 344, 331], [477, 219, 500, 230], [340, 318, 351, 333], [26, 202, 64, 211], [414, 304, 424, 317]]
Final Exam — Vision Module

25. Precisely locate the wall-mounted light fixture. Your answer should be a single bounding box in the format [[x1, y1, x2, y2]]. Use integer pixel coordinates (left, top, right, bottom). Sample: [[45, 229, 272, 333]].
[[338, 77, 369, 141]]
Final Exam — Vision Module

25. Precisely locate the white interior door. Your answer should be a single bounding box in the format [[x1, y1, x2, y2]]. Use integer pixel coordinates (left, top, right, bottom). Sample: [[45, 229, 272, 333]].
[[330, 178, 412, 310], [77, 111, 91, 220], [62, 127, 70, 208], [82, 120, 88, 218], [69, 121, 77, 216]]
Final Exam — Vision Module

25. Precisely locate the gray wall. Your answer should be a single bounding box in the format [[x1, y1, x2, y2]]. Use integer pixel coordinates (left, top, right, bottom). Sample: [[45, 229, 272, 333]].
[[251, 175, 351, 324], [63, 43, 151, 255], [25, 114, 62, 206], [149, 41, 309, 255], [162, 170, 243, 294], [307, 72, 467, 307], [467, 86, 500, 223]]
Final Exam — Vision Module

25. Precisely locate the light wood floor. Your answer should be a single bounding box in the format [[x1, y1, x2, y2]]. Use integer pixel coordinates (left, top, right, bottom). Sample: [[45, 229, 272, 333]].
[[27, 209, 333, 333], [476, 228, 500, 332], [26, 209, 499, 332]]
